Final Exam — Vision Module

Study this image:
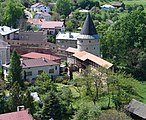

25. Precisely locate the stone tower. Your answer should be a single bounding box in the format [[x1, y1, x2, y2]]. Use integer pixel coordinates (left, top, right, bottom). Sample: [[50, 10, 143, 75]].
[[77, 13, 100, 56]]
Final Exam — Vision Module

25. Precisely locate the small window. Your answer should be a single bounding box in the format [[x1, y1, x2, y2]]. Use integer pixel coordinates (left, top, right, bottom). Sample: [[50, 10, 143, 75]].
[[89, 40, 91, 43], [58, 40, 60, 43], [38, 70, 43, 75], [49, 69, 54, 73], [55, 66, 57, 70], [94, 47, 95, 49], [81, 40, 83, 43], [86, 47, 88, 50], [26, 71, 32, 76]]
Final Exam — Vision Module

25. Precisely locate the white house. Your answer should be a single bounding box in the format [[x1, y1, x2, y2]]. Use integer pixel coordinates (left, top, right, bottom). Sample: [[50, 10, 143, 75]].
[[34, 12, 51, 21], [0, 39, 10, 67], [31, 3, 50, 13], [56, 32, 80, 49], [101, 4, 115, 11], [0, 26, 19, 40], [3, 58, 60, 80]]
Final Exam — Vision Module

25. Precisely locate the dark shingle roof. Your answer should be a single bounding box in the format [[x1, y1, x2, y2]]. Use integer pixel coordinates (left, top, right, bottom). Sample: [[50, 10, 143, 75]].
[[125, 99, 146, 119], [22, 58, 59, 68], [80, 13, 97, 35]]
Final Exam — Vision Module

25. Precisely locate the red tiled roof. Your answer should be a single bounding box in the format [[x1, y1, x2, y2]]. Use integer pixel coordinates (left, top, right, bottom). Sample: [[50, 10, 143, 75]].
[[27, 18, 44, 25], [31, 3, 41, 8], [21, 52, 61, 61], [22, 58, 59, 68], [41, 21, 64, 29], [36, 12, 51, 16], [0, 110, 33, 120]]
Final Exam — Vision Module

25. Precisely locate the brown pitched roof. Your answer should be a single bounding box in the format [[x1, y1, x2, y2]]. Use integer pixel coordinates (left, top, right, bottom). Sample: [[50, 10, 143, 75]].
[[125, 99, 146, 119], [22, 58, 59, 68], [66, 47, 113, 69], [0, 110, 33, 120]]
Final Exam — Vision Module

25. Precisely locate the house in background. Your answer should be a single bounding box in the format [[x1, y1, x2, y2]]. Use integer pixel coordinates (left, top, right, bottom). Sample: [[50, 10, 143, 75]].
[[3, 58, 60, 80], [31, 2, 50, 13], [101, 4, 115, 11], [0, 26, 19, 40], [111, 1, 125, 9], [0, 106, 34, 120], [0, 39, 10, 67], [41, 21, 65, 35], [56, 32, 79, 49], [34, 12, 51, 21], [21, 52, 61, 63]]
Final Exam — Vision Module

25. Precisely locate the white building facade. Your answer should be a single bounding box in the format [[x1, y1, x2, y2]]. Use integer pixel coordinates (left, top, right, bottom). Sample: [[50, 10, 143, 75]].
[[31, 3, 50, 13], [3, 58, 60, 80]]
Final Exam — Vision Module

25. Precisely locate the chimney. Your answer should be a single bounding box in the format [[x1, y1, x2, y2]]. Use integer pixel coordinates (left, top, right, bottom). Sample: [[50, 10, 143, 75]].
[[20, 58, 23, 64], [17, 106, 25, 111]]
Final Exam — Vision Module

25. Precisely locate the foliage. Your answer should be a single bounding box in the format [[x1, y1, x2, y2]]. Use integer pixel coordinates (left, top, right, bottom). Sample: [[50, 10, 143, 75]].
[[74, 103, 101, 120], [77, 0, 99, 10], [35, 72, 57, 94], [56, 0, 71, 17], [7, 82, 22, 111], [8, 49, 23, 87], [98, 109, 131, 120], [3, 0, 24, 28], [101, 10, 146, 80], [41, 91, 62, 120]]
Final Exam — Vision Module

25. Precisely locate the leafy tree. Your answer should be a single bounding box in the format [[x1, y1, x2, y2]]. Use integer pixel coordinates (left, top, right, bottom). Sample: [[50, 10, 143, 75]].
[[3, 0, 24, 28], [56, 0, 71, 17], [35, 72, 57, 94], [74, 103, 101, 120], [101, 10, 146, 79], [77, 0, 99, 9], [41, 91, 62, 120], [8, 49, 23, 86]]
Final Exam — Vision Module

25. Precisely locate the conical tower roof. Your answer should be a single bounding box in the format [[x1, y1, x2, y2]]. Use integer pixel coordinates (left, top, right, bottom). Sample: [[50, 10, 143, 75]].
[[80, 13, 97, 35]]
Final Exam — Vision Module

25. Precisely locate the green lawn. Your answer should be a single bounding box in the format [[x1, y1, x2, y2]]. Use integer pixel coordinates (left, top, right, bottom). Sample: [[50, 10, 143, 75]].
[[124, 0, 146, 12], [138, 82, 146, 103]]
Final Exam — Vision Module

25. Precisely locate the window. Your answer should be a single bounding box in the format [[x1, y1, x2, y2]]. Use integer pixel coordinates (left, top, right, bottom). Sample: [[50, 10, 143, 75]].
[[26, 71, 32, 76], [38, 70, 43, 75], [89, 40, 91, 43], [49, 69, 54, 73], [57, 40, 60, 43], [86, 47, 88, 50], [94, 47, 95, 49], [81, 40, 83, 43], [55, 66, 57, 70]]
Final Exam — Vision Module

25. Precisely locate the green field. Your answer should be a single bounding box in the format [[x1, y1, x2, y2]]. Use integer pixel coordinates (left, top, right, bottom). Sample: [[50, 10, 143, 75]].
[[124, 0, 146, 12]]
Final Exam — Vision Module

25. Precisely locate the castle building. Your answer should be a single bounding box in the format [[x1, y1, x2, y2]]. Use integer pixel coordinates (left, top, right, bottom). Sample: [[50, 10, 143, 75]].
[[77, 13, 100, 56]]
